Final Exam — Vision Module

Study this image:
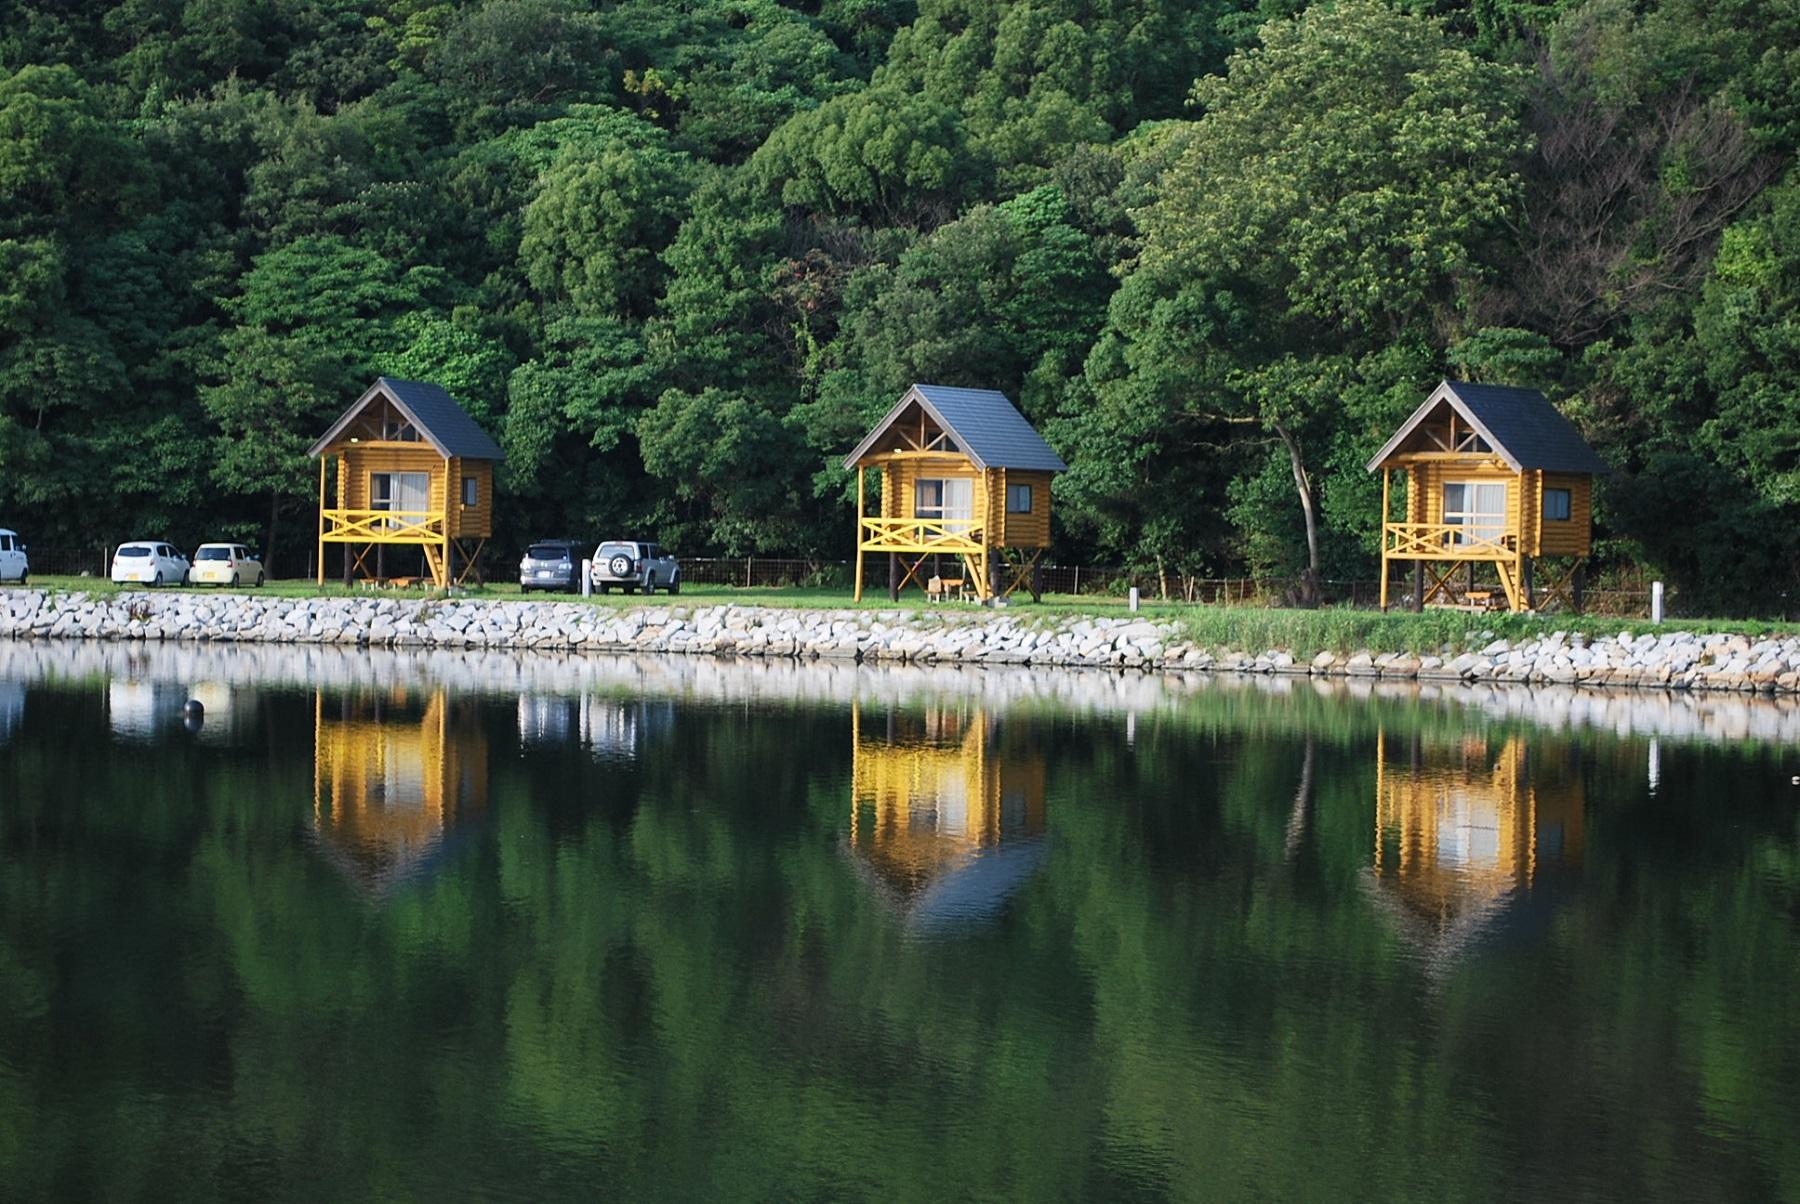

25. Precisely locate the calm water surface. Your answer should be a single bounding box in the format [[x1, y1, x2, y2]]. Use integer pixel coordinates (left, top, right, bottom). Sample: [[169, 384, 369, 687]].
[[0, 643, 1796, 1202]]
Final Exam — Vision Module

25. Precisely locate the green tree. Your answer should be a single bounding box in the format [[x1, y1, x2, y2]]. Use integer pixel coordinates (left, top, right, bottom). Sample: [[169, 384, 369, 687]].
[[201, 235, 450, 571], [1102, 0, 1529, 598], [519, 140, 694, 318]]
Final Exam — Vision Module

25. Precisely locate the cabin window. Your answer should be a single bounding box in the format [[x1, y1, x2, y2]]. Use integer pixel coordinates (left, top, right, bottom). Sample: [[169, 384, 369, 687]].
[[0, 535, 11, 552], [370, 472, 431, 530], [1543, 487, 1572, 522], [1442, 481, 1507, 547], [915, 478, 974, 529], [462, 476, 478, 507], [1006, 483, 1033, 513]]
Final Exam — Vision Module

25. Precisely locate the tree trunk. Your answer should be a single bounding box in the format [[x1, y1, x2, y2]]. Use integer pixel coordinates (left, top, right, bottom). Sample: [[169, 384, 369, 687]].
[[266, 489, 281, 579], [1275, 423, 1322, 607]]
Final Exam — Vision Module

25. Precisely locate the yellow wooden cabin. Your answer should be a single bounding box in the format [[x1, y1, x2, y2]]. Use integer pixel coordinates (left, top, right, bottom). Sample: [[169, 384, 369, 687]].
[[1367, 380, 1608, 613], [310, 377, 504, 588], [844, 384, 1067, 602], [311, 686, 488, 895], [1369, 729, 1584, 964], [847, 699, 1047, 928]]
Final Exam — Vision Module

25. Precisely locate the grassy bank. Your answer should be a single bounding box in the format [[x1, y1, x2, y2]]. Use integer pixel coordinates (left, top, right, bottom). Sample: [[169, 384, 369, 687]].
[[13, 576, 1794, 656], [1169, 606, 1800, 656]]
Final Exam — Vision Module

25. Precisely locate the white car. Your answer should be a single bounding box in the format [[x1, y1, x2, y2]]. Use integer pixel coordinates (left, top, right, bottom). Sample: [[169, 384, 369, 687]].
[[111, 541, 190, 587], [189, 543, 265, 587], [0, 528, 26, 584], [589, 540, 680, 595]]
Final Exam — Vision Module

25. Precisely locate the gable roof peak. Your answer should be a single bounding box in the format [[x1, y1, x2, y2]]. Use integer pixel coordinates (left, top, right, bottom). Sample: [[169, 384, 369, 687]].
[[309, 377, 504, 461], [842, 383, 1067, 473], [1366, 378, 1607, 475]]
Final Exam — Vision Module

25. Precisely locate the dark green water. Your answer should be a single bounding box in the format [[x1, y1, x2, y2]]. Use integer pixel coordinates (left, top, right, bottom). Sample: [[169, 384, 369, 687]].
[[0, 645, 1796, 1202]]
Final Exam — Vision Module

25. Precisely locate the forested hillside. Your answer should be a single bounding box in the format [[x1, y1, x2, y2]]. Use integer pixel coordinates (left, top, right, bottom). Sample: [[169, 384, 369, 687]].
[[2, 0, 1795, 609]]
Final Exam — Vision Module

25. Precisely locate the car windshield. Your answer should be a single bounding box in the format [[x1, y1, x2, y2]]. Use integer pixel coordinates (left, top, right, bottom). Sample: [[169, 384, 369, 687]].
[[196, 547, 232, 560], [598, 543, 637, 559], [528, 545, 570, 561], [116, 546, 151, 558]]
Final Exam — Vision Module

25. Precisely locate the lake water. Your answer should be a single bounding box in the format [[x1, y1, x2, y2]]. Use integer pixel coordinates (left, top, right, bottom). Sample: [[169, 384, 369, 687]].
[[0, 642, 1796, 1202]]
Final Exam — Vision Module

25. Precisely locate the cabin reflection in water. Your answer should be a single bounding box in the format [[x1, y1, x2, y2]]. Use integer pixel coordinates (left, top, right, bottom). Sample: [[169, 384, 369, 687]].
[[312, 688, 487, 895], [847, 699, 1048, 931], [1369, 729, 1585, 963]]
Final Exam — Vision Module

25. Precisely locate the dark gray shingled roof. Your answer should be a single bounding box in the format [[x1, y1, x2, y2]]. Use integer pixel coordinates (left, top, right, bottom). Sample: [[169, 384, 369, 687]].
[[1366, 380, 1608, 475], [841, 384, 1068, 473], [309, 376, 504, 461]]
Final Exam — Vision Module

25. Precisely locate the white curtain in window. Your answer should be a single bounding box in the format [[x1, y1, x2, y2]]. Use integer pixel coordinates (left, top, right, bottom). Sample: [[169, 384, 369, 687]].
[[915, 478, 975, 528], [1443, 481, 1506, 546]]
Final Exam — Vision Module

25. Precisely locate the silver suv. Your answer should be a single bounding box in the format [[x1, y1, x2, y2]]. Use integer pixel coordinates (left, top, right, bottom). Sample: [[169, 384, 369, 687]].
[[590, 541, 680, 595]]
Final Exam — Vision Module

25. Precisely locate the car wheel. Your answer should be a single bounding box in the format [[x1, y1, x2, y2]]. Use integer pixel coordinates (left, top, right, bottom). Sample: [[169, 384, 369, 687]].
[[255, 571, 265, 587], [644, 574, 658, 596], [596, 583, 609, 594], [667, 577, 680, 595], [153, 571, 163, 587]]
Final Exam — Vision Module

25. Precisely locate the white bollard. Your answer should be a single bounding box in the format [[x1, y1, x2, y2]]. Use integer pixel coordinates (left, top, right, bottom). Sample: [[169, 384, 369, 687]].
[[1128, 586, 1140, 612], [1651, 580, 1663, 624], [580, 559, 592, 598]]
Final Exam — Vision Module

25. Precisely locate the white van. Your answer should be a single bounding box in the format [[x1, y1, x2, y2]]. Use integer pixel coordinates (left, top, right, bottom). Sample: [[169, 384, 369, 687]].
[[0, 529, 26, 584]]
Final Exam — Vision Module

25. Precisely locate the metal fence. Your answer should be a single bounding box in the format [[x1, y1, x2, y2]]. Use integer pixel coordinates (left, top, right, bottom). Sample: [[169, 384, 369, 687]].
[[16, 545, 1672, 617]]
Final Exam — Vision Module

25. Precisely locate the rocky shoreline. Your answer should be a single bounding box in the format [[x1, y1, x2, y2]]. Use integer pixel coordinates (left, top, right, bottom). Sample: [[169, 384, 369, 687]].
[[4, 590, 1799, 694]]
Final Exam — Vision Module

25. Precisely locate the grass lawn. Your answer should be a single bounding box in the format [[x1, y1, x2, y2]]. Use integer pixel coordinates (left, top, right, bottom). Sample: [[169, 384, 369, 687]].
[[15, 575, 1797, 657]]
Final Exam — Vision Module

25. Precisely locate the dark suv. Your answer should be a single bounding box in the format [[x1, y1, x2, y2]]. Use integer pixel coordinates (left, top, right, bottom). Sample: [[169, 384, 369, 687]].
[[518, 540, 585, 593]]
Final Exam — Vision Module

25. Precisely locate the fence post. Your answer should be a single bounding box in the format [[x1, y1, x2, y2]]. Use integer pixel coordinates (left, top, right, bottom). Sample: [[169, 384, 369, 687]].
[[745, 556, 752, 588], [1651, 580, 1664, 624], [1073, 565, 1080, 595]]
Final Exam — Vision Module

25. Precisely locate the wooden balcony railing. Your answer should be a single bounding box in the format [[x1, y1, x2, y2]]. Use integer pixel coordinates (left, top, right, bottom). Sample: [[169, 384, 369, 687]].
[[321, 508, 445, 544], [858, 516, 985, 553], [1384, 521, 1516, 559]]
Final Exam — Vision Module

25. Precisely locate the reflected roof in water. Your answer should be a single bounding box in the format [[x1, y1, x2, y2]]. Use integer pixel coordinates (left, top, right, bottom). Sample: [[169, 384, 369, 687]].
[[311, 687, 488, 897], [846, 699, 1048, 933], [1366, 730, 1585, 972]]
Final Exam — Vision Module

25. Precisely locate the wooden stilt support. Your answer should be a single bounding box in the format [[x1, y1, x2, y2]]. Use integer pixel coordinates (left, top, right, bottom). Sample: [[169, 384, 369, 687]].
[[1572, 562, 1586, 615], [1412, 562, 1424, 613], [888, 553, 899, 602], [853, 468, 866, 602], [1378, 468, 1391, 611], [316, 457, 328, 586]]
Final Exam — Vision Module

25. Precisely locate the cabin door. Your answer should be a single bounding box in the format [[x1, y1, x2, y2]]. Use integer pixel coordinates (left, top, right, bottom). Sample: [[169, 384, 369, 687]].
[[915, 478, 974, 532], [372, 472, 432, 530], [1443, 482, 1507, 549]]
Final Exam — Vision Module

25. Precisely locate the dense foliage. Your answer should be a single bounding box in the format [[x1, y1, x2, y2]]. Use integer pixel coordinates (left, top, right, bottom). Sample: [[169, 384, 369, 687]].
[[1, 0, 1795, 608]]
